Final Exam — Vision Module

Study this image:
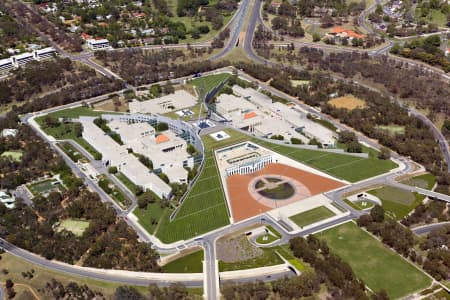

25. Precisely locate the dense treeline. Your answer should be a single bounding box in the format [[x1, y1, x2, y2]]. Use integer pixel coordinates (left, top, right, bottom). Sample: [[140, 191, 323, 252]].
[[358, 206, 450, 283], [1, 0, 82, 52], [95, 48, 229, 86], [0, 58, 123, 115], [391, 35, 450, 72], [402, 201, 449, 227], [44, 279, 106, 300]]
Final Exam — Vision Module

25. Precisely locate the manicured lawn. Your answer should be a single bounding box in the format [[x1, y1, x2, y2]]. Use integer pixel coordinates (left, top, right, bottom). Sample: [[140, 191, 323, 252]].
[[41, 106, 106, 119], [56, 219, 90, 237], [162, 250, 204, 273], [58, 142, 86, 162], [344, 199, 374, 210], [402, 173, 436, 190], [256, 234, 279, 244], [368, 186, 425, 220], [218, 248, 283, 271], [189, 73, 230, 95], [289, 206, 336, 228], [1, 150, 23, 161], [133, 200, 169, 235], [253, 139, 398, 182], [318, 222, 432, 299], [115, 172, 139, 194]]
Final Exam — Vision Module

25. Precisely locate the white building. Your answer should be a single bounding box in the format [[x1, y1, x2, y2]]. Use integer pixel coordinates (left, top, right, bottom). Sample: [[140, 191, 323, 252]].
[[86, 39, 111, 50], [1, 129, 18, 138], [129, 90, 198, 115], [0, 58, 14, 73], [12, 52, 34, 67], [215, 85, 336, 147], [108, 119, 194, 184], [34, 47, 57, 61], [0, 191, 15, 209], [79, 118, 172, 198]]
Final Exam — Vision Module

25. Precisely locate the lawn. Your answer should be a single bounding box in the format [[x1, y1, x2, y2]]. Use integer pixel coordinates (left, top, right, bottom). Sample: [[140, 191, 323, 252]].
[[256, 234, 279, 244], [40, 106, 106, 119], [218, 248, 283, 271], [133, 200, 169, 235], [35, 117, 102, 159], [318, 222, 432, 299], [344, 199, 374, 210], [402, 173, 436, 190], [189, 73, 230, 96], [58, 142, 86, 162], [115, 172, 139, 194], [0, 150, 23, 161], [56, 219, 90, 237], [253, 139, 397, 182], [289, 206, 336, 228], [162, 250, 204, 273], [375, 124, 406, 135], [368, 186, 425, 220]]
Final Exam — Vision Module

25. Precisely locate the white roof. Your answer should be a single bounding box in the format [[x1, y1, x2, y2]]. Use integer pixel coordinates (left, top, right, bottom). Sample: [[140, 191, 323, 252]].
[[79, 118, 171, 197], [215, 93, 257, 113], [35, 47, 56, 55], [129, 90, 197, 115], [87, 38, 109, 44], [0, 58, 13, 66], [1, 129, 18, 137], [13, 52, 33, 60]]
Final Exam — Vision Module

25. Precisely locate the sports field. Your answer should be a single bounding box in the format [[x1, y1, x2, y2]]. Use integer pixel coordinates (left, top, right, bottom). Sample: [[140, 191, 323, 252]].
[[328, 95, 367, 111], [318, 222, 431, 299], [56, 219, 90, 237], [368, 186, 424, 220], [289, 206, 336, 227]]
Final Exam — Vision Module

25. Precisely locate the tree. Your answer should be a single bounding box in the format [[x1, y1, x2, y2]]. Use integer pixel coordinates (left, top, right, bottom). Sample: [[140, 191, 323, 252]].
[[312, 33, 321, 42], [378, 147, 391, 160], [113, 286, 144, 300], [108, 166, 118, 174], [370, 205, 385, 223], [137, 196, 149, 209]]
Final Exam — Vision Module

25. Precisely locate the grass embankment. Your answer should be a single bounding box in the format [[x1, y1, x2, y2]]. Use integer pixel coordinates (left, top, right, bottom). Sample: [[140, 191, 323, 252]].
[[368, 186, 425, 220], [162, 250, 204, 273], [289, 206, 336, 228]]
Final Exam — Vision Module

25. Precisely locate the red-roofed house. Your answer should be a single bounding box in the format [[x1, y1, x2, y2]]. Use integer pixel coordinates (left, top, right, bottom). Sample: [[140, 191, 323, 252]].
[[445, 48, 450, 57], [81, 32, 93, 40], [329, 27, 364, 39], [133, 12, 146, 18]]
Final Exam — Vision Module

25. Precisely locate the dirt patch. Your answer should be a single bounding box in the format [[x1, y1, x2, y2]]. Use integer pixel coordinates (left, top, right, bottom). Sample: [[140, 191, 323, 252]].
[[216, 234, 262, 262], [328, 95, 366, 111], [94, 97, 129, 112]]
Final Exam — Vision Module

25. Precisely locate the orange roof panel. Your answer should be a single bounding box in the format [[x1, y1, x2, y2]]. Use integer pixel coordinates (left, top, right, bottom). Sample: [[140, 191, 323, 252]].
[[243, 111, 257, 120], [155, 134, 170, 144]]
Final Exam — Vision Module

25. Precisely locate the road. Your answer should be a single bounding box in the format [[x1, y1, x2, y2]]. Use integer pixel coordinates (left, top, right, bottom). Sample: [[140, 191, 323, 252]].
[[412, 222, 450, 235], [0, 284, 3, 300]]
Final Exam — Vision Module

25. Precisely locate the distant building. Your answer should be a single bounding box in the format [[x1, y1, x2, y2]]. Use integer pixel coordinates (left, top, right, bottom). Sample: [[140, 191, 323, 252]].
[[1, 129, 18, 137], [0, 58, 14, 74], [0, 191, 15, 209], [11, 52, 34, 67], [34, 47, 57, 61], [86, 38, 111, 50], [445, 48, 450, 57]]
